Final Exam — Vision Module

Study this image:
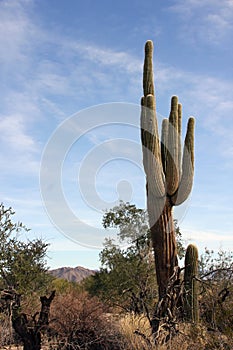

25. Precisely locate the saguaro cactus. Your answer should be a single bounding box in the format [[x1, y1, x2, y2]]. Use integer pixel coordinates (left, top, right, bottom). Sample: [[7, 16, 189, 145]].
[[184, 244, 199, 323], [140, 40, 195, 299]]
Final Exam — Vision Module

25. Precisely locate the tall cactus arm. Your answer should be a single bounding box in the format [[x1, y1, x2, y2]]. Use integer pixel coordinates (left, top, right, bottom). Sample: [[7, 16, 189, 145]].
[[172, 117, 195, 206], [143, 40, 155, 96], [166, 96, 180, 196], [141, 41, 165, 198], [161, 118, 169, 175], [178, 103, 182, 180]]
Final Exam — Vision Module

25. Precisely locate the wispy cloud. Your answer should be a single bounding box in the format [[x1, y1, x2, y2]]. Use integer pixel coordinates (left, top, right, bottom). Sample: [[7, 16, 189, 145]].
[[155, 61, 233, 165], [0, 114, 35, 151], [183, 228, 233, 243], [0, 0, 144, 182], [70, 42, 142, 74], [0, 0, 35, 66], [169, 0, 233, 44]]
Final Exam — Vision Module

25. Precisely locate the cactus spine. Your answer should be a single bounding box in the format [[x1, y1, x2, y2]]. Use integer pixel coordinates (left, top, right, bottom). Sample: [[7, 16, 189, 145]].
[[184, 244, 199, 323], [140, 40, 195, 299]]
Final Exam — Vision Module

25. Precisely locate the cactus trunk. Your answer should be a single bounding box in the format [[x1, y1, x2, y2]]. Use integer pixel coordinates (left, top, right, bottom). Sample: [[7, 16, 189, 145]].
[[184, 244, 199, 323], [149, 198, 178, 298], [140, 40, 195, 302]]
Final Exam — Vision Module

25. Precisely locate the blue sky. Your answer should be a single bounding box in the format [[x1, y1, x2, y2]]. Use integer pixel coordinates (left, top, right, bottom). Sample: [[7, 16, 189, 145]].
[[0, 0, 233, 270]]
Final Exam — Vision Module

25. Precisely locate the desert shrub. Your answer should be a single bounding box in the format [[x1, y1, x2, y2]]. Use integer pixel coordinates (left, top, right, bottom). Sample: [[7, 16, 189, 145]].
[[199, 249, 233, 337], [50, 277, 83, 295], [49, 290, 126, 349]]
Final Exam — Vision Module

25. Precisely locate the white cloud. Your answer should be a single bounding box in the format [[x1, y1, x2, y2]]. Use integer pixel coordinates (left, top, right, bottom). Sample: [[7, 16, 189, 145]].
[[41, 98, 67, 120], [33, 60, 71, 95], [155, 61, 233, 164], [0, 114, 35, 151], [183, 228, 233, 243], [71, 42, 142, 74], [169, 0, 233, 44], [0, 0, 35, 66]]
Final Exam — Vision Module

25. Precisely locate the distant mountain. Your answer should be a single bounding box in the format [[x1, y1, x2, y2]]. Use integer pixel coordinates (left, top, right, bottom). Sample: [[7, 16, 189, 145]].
[[49, 266, 96, 283]]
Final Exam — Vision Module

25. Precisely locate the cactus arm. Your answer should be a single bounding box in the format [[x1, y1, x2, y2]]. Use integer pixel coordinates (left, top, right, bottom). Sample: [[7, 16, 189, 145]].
[[143, 40, 155, 96], [166, 96, 180, 196], [161, 118, 169, 175], [142, 41, 161, 163], [172, 117, 195, 205], [184, 244, 199, 323], [141, 41, 165, 198], [178, 103, 182, 179]]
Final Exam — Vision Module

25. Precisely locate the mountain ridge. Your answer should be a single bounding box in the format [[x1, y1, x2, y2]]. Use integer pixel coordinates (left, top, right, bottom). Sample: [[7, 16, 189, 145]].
[[49, 265, 96, 283]]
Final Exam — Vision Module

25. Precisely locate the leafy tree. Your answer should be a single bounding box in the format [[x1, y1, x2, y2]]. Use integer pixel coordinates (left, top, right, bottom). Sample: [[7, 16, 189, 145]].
[[102, 201, 150, 244], [85, 237, 157, 315], [85, 202, 154, 313], [85, 202, 185, 315], [102, 201, 185, 258], [0, 203, 51, 295]]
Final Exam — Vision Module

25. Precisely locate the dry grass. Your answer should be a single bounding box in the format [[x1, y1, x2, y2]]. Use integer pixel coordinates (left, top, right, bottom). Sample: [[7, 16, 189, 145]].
[[119, 313, 155, 349], [118, 313, 233, 350], [1, 315, 233, 350], [1, 286, 233, 350]]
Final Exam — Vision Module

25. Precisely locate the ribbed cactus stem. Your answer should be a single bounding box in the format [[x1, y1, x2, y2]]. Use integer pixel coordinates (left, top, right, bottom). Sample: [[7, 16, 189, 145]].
[[140, 40, 195, 300], [143, 40, 154, 96], [184, 244, 199, 323], [177, 103, 182, 179], [166, 96, 179, 195], [161, 118, 168, 175], [172, 117, 195, 205]]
